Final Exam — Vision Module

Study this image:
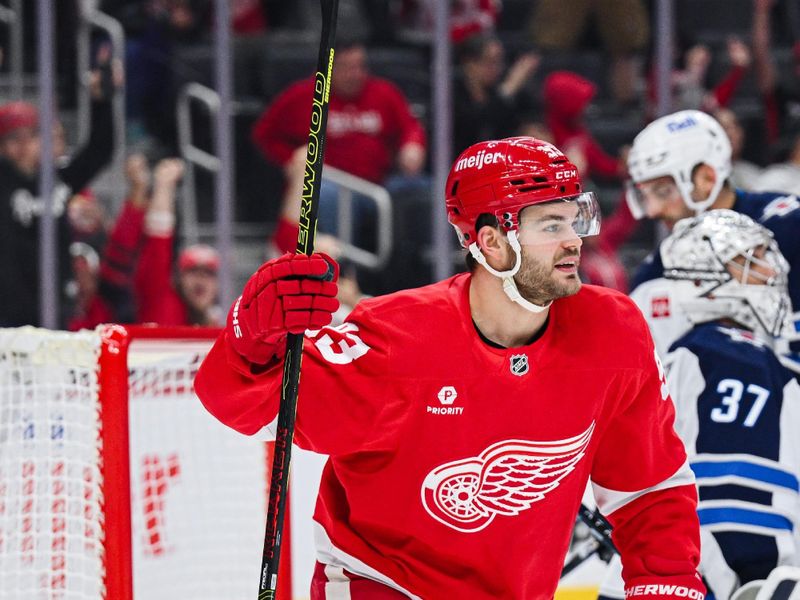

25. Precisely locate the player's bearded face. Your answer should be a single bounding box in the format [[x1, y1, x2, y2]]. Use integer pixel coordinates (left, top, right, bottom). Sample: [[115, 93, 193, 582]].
[[511, 244, 582, 305]]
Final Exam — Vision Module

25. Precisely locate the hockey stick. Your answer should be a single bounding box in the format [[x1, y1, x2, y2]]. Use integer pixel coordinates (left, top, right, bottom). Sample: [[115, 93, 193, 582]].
[[561, 504, 618, 578], [562, 536, 604, 577], [259, 1, 339, 598], [577, 503, 617, 561]]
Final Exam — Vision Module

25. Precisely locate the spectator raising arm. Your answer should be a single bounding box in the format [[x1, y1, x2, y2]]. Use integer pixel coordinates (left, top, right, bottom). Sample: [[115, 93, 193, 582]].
[[59, 45, 123, 194], [135, 158, 187, 325]]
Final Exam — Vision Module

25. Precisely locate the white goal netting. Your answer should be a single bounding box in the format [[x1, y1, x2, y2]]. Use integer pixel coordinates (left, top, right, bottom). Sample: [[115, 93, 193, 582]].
[[0, 328, 104, 600], [0, 327, 269, 600]]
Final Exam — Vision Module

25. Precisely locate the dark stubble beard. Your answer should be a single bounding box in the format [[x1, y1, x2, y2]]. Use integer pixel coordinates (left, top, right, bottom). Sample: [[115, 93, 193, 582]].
[[511, 246, 582, 306]]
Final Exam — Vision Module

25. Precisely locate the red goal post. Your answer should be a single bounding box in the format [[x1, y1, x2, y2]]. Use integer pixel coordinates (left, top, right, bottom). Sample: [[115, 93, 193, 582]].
[[0, 325, 292, 600]]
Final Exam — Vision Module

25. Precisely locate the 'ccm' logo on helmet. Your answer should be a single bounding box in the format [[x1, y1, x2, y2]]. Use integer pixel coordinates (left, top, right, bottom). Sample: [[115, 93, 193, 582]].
[[666, 116, 698, 132], [455, 150, 504, 172], [555, 169, 577, 180]]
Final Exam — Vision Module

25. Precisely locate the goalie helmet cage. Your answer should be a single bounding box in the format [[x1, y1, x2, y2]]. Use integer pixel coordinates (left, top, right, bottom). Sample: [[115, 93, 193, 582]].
[[0, 325, 292, 600]]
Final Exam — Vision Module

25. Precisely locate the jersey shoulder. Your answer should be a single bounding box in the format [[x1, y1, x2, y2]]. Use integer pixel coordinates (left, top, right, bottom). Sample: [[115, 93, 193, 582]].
[[734, 189, 800, 228], [563, 283, 647, 321], [672, 323, 791, 384], [556, 285, 654, 365], [352, 274, 466, 330]]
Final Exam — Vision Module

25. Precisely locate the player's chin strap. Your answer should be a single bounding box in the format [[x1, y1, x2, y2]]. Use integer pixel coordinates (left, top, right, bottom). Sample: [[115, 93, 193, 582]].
[[468, 231, 551, 314]]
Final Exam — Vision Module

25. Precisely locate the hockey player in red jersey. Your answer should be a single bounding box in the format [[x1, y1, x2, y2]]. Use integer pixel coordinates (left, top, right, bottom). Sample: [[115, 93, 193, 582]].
[[195, 137, 705, 599]]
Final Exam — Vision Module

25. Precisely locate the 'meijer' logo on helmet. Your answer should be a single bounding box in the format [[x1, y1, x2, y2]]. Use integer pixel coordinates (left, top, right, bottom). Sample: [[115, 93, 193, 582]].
[[454, 149, 505, 172]]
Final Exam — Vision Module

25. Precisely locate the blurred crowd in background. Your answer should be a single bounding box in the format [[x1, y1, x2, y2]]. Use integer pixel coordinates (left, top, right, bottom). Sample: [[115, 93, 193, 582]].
[[2, 0, 800, 331]]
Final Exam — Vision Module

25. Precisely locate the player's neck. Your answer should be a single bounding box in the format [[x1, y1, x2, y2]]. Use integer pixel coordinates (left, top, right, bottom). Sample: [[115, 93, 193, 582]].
[[468, 269, 550, 348]]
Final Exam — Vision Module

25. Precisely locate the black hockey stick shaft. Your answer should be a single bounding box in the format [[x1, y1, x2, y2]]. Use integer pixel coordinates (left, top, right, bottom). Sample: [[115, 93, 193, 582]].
[[560, 504, 617, 578], [577, 503, 618, 559], [561, 537, 603, 577], [259, 1, 339, 598]]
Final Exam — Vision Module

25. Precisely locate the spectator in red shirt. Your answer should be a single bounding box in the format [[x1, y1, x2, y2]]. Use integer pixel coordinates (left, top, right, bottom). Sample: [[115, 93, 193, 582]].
[[135, 158, 221, 326], [543, 71, 627, 182], [253, 39, 425, 184], [252, 37, 427, 245], [67, 154, 151, 330]]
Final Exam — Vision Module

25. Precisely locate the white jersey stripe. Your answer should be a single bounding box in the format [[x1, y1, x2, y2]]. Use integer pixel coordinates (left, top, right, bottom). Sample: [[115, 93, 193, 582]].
[[592, 458, 696, 516], [324, 565, 353, 600], [314, 522, 421, 599]]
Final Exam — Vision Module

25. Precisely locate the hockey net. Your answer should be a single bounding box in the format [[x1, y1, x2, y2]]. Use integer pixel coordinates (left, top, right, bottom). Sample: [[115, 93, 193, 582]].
[[0, 325, 285, 600]]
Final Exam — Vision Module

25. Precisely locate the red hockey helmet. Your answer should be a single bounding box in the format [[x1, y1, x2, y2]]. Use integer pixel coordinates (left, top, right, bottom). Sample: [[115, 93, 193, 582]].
[[445, 137, 587, 247]]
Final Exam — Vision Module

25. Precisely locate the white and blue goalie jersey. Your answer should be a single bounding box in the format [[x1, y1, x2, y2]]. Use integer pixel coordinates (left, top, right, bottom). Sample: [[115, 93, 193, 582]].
[[667, 323, 800, 596]]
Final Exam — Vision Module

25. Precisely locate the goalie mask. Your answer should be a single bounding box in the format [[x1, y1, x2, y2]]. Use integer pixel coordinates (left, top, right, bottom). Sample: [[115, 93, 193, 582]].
[[660, 209, 791, 338], [445, 137, 600, 312], [626, 110, 732, 219]]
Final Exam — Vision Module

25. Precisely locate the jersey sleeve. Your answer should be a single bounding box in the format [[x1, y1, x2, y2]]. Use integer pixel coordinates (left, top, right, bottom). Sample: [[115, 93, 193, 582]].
[[661, 347, 705, 447], [590, 322, 701, 587], [250, 81, 310, 166], [195, 302, 398, 457], [58, 100, 114, 193], [134, 228, 180, 324], [629, 277, 695, 359]]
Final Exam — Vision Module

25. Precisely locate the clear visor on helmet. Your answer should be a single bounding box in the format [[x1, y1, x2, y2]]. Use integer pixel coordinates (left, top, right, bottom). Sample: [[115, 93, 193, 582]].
[[625, 177, 681, 220], [516, 192, 601, 246]]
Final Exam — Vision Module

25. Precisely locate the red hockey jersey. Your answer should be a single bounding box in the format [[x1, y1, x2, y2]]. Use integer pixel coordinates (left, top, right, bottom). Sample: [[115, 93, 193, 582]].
[[195, 274, 701, 599]]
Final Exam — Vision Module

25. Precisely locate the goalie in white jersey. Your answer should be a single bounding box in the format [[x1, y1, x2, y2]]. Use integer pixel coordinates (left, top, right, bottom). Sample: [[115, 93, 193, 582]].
[[600, 210, 800, 600]]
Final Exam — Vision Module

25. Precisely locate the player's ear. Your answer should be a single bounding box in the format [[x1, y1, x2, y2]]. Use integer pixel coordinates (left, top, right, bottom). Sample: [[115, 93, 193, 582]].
[[691, 163, 717, 199], [476, 224, 509, 267]]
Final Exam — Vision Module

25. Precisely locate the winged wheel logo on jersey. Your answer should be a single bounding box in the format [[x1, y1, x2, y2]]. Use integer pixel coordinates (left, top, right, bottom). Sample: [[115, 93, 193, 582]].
[[509, 354, 529, 376], [420, 422, 594, 532]]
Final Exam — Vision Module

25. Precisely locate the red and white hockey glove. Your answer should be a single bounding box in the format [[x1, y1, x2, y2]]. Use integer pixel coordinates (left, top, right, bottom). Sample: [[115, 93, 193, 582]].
[[228, 252, 339, 365], [625, 574, 706, 600]]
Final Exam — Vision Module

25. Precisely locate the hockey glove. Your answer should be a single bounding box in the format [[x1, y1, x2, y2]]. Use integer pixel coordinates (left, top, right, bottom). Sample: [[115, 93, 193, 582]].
[[625, 574, 706, 600], [228, 252, 339, 365]]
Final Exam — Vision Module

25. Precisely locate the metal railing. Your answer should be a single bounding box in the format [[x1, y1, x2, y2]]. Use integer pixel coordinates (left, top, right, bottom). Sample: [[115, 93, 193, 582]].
[[0, 0, 24, 99], [176, 82, 221, 244], [76, 8, 126, 160], [324, 166, 393, 270]]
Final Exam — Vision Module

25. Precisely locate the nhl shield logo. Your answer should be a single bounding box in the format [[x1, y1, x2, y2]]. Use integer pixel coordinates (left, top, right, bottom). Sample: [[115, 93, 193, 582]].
[[509, 354, 529, 376]]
